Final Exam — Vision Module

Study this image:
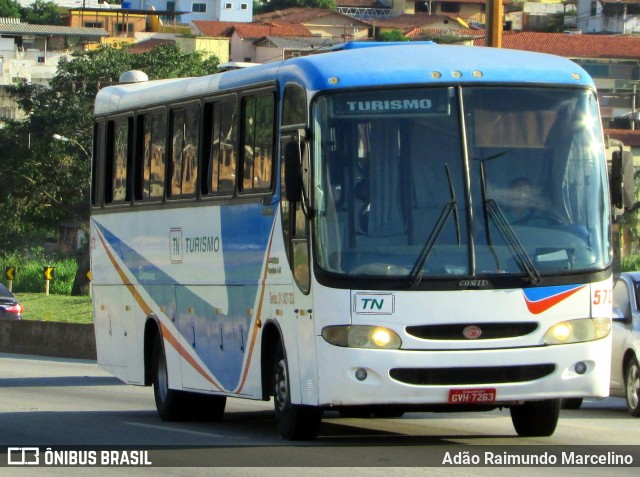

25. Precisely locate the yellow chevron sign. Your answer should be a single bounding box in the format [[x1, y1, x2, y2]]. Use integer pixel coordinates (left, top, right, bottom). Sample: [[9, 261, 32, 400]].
[[5, 267, 16, 280], [43, 267, 55, 280]]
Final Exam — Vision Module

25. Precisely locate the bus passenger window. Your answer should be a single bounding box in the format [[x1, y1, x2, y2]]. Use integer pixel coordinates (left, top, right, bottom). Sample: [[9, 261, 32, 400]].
[[206, 99, 237, 194], [106, 117, 131, 204], [242, 93, 274, 192], [170, 105, 200, 198], [141, 111, 166, 200]]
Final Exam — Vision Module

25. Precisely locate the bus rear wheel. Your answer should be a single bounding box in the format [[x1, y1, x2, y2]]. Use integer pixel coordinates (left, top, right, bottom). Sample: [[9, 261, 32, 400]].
[[510, 399, 560, 437], [273, 342, 322, 440], [152, 334, 187, 421]]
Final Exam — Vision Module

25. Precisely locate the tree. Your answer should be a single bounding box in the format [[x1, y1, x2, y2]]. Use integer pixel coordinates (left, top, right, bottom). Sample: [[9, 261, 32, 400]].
[[0, 0, 20, 18], [253, 0, 335, 14], [20, 0, 61, 25], [0, 44, 219, 255], [376, 30, 409, 42]]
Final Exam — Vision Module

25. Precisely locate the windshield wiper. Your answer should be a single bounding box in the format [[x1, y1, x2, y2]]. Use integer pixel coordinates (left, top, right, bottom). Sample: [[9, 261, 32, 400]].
[[479, 162, 541, 285], [409, 164, 460, 287]]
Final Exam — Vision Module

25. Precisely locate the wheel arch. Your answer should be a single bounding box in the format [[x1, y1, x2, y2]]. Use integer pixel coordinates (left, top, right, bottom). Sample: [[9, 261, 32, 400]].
[[143, 315, 162, 386], [260, 319, 284, 401]]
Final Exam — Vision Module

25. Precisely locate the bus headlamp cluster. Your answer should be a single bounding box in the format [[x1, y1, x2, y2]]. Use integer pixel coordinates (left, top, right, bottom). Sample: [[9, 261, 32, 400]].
[[543, 317, 610, 345], [321, 325, 402, 349]]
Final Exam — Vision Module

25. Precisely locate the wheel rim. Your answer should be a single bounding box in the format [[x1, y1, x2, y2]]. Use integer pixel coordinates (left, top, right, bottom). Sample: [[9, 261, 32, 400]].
[[274, 358, 289, 413], [627, 362, 640, 410]]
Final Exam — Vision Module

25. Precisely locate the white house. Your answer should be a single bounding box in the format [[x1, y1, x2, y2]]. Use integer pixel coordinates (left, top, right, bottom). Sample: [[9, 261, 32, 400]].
[[125, 0, 252, 23], [17, 0, 252, 24], [577, 0, 640, 34]]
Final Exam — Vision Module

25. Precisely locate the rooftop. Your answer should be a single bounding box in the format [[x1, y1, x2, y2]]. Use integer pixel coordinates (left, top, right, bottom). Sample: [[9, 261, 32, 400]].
[[0, 22, 108, 37], [473, 31, 640, 59]]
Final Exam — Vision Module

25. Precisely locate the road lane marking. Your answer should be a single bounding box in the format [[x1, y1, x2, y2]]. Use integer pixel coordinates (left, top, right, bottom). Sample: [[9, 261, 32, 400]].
[[125, 422, 246, 439]]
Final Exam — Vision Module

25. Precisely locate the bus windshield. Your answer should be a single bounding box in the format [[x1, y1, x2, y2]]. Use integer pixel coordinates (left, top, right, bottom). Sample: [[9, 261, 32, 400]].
[[312, 86, 610, 280]]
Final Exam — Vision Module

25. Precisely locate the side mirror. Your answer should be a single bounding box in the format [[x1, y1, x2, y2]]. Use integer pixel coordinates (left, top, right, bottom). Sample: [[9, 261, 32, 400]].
[[284, 141, 302, 203], [612, 305, 632, 324], [610, 148, 635, 210], [612, 305, 625, 321]]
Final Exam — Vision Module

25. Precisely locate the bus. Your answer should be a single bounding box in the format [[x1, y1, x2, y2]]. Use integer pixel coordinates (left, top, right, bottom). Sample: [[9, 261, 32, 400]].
[[91, 42, 616, 440]]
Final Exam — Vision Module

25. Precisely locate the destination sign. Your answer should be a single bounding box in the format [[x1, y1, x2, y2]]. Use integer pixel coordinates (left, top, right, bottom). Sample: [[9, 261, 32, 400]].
[[332, 89, 451, 117]]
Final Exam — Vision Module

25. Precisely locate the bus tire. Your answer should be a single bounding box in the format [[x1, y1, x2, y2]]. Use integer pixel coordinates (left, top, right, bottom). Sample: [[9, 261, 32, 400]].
[[625, 357, 640, 417], [372, 407, 405, 418], [339, 407, 372, 418], [273, 342, 322, 440], [187, 392, 227, 422], [560, 398, 583, 410], [510, 399, 560, 437], [152, 335, 187, 421]]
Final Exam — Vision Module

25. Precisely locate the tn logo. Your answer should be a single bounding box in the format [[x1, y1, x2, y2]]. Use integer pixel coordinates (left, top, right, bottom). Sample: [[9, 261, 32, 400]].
[[8, 447, 39, 466], [354, 293, 394, 315], [361, 298, 384, 310]]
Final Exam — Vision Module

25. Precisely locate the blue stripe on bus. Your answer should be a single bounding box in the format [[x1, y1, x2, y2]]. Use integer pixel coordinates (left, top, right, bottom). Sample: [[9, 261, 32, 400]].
[[522, 284, 584, 303], [95, 202, 276, 390]]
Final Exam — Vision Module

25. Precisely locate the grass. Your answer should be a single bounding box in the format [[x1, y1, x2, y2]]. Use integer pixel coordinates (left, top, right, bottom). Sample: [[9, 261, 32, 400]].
[[15, 292, 93, 324]]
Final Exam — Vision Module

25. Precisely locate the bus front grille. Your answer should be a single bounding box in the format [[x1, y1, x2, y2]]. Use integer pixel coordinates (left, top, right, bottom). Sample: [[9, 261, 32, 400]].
[[405, 322, 539, 340], [389, 364, 555, 386]]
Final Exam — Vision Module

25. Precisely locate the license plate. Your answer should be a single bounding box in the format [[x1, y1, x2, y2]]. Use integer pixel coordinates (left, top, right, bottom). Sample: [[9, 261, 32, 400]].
[[448, 388, 496, 404]]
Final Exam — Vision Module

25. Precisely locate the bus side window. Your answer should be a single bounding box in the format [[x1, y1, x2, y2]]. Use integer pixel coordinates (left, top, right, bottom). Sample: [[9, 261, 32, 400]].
[[203, 98, 237, 195], [280, 136, 310, 293], [139, 110, 166, 200], [241, 92, 275, 192], [169, 104, 200, 198], [105, 117, 132, 204], [282, 84, 306, 127]]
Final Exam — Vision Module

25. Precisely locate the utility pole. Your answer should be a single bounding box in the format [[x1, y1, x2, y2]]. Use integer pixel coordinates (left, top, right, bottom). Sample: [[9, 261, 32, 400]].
[[486, 0, 503, 48]]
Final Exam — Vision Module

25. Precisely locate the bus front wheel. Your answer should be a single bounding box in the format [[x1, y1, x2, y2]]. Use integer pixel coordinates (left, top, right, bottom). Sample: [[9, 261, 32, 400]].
[[510, 399, 560, 437], [273, 342, 322, 440]]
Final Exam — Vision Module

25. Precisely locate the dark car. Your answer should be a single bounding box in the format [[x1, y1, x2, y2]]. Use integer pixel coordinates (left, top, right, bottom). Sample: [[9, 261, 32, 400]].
[[0, 283, 23, 320]]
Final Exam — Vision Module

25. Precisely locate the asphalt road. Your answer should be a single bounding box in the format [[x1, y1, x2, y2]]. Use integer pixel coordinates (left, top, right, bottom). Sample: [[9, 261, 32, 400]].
[[0, 353, 638, 476]]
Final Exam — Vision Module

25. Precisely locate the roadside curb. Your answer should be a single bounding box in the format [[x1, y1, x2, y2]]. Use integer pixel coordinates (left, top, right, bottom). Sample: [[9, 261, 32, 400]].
[[0, 320, 96, 360]]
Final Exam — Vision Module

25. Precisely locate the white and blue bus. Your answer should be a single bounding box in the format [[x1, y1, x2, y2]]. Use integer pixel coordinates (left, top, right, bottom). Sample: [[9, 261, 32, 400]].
[[91, 43, 615, 440]]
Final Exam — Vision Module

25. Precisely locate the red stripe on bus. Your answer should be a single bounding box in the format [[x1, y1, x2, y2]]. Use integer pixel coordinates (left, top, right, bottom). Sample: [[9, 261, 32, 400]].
[[234, 219, 277, 394]]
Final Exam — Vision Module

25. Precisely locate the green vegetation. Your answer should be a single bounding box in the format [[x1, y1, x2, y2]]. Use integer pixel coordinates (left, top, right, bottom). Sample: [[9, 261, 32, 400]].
[[253, 0, 335, 14], [622, 254, 640, 272], [16, 293, 93, 324], [0, 0, 61, 24], [1, 250, 92, 323], [1, 44, 220, 251], [0, 248, 80, 295]]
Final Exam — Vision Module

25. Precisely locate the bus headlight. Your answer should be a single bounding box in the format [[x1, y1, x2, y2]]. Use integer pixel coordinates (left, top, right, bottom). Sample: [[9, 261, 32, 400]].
[[321, 325, 402, 349], [543, 317, 611, 345]]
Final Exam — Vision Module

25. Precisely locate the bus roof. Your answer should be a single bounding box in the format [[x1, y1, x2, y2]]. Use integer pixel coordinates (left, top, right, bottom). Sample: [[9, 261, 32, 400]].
[[95, 43, 594, 116]]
